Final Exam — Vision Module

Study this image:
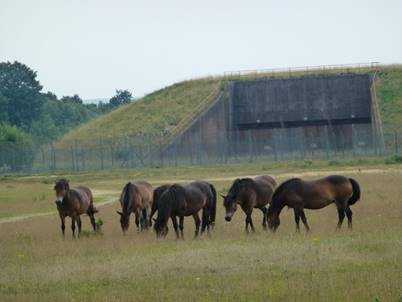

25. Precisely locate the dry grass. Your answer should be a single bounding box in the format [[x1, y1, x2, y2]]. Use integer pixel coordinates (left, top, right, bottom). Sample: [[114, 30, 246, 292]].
[[0, 167, 402, 301]]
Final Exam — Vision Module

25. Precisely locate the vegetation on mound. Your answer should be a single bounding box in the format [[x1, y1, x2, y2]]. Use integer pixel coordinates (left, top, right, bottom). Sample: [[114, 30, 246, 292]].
[[376, 66, 402, 133], [57, 79, 222, 147], [58, 65, 402, 149]]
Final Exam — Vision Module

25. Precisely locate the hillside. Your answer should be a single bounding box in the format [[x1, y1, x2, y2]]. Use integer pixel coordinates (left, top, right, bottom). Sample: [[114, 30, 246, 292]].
[[376, 66, 402, 133], [57, 65, 402, 148], [57, 78, 222, 147]]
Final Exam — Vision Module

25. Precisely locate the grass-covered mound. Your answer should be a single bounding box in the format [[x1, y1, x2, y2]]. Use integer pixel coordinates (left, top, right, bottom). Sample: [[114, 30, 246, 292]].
[[57, 65, 402, 148]]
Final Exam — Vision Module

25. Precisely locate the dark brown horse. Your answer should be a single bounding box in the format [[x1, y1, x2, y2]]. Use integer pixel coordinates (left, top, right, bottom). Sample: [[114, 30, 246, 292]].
[[149, 184, 171, 226], [267, 175, 361, 232], [222, 175, 277, 233], [153, 181, 217, 239], [117, 181, 153, 233], [54, 179, 98, 238]]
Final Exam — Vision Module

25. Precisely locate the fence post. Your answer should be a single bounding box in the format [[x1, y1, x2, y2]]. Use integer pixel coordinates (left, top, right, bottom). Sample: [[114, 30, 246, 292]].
[[71, 145, 75, 171], [51, 143, 56, 171]]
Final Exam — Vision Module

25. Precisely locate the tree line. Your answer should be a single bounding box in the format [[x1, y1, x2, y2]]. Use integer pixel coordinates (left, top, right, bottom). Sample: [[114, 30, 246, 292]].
[[0, 61, 133, 171]]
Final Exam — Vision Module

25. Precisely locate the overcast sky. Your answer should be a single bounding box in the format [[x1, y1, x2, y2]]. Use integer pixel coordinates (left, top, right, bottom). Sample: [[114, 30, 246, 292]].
[[1, 0, 401, 101]]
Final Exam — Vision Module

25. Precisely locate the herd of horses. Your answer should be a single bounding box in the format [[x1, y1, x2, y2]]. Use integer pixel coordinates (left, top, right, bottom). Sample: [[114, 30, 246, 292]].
[[53, 174, 361, 238]]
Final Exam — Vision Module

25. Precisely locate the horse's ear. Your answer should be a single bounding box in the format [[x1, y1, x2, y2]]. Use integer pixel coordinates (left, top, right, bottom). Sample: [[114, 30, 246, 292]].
[[116, 210, 123, 216]]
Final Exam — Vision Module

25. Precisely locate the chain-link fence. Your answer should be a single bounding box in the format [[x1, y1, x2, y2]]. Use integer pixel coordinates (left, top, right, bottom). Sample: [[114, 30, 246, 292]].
[[1, 129, 401, 174]]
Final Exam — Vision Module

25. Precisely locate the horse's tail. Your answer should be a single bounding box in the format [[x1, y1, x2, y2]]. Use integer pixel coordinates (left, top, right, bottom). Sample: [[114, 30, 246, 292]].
[[122, 182, 133, 213], [88, 190, 98, 214], [208, 183, 217, 227], [89, 204, 98, 214], [348, 178, 361, 205]]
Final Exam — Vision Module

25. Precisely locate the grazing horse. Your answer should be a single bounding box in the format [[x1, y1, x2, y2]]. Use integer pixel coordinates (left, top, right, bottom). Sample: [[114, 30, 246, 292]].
[[54, 179, 98, 238], [222, 175, 277, 233], [153, 181, 217, 239], [117, 181, 153, 233], [267, 175, 361, 232], [149, 184, 171, 226]]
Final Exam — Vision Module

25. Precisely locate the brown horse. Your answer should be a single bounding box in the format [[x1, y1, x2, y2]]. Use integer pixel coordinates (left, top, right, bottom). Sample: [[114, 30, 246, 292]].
[[267, 175, 361, 232], [117, 181, 153, 233], [222, 175, 277, 233], [153, 181, 217, 239], [54, 179, 98, 238]]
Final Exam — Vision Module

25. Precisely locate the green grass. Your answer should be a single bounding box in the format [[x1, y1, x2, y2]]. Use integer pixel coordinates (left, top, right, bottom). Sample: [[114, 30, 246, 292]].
[[57, 79, 221, 147], [56, 65, 402, 150], [0, 167, 401, 301], [377, 66, 402, 133]]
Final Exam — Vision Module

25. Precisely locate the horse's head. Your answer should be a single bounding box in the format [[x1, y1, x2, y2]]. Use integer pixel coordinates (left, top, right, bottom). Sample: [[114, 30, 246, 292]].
[[222, 194, 238, 222], [54, 179, 70, 203], [267, 207, 280, 231], [153, 218, 168, 238], [223, 178, 255, 222], [116, 211, 130, 233], [153, 186, 177, 238]]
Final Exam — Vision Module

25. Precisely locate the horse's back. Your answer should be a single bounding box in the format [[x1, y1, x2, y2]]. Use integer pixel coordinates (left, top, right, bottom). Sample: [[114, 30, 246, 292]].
[[184, 182, 207, 215], [254, 175, 277, 189], [254, 175, 277, 205], [293, 176, 353, 209], [190, 181, 213, 201], [133, 181, 153, 207], [72, 186, 93, 213], [323, 175, 353, 201]]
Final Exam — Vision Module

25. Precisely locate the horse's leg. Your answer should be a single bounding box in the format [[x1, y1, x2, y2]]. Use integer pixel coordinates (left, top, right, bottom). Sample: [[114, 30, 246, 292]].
[[260, 207, 268, 230], [201, 208, 209, 235], [140, 208, 147, 230], [88, 212, 97, 232], [245, 210, 255, 233], [193, 213, 201, 238], [300, 210, 310, 232], [294, 209, 301, 232], [134, 210, 140, 232], [71, 216, 76, 238], [179, 216, 184, 239], [60, 214, 66, 237], [336, 205, 346, 229], [76, 216, 82, 238], [345, 207, 353, 229], [244, 214, 249, 233], [171, 216, 180, 239]]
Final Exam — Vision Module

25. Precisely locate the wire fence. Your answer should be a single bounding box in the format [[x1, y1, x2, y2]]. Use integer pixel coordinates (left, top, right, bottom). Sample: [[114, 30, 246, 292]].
[[1, 130, 401, 174]]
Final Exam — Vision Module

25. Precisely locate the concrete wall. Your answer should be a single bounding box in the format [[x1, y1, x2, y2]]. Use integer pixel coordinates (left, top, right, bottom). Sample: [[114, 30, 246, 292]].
[[165, 73, 377, 161]]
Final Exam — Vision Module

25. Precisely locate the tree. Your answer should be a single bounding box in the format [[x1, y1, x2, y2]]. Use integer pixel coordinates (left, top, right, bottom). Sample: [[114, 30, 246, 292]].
[[0, 123, 34, 171], [109, 89, 132, 108], [60, 94, 83, 104], [0, 61, 44, 130]]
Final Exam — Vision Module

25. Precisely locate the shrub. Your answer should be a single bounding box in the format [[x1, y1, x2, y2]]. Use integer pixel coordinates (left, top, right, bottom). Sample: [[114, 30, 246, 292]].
[[0, 124, 35, 171]]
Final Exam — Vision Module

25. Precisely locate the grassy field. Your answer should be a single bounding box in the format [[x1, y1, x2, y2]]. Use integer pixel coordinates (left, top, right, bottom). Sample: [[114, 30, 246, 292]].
[[0, 163, 402, 301]]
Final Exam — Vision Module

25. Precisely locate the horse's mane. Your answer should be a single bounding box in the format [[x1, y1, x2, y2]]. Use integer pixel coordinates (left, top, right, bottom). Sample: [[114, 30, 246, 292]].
[[153, 184, 170, 208], [270, 178, 302, 210], [54, 179, 70, 191]]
